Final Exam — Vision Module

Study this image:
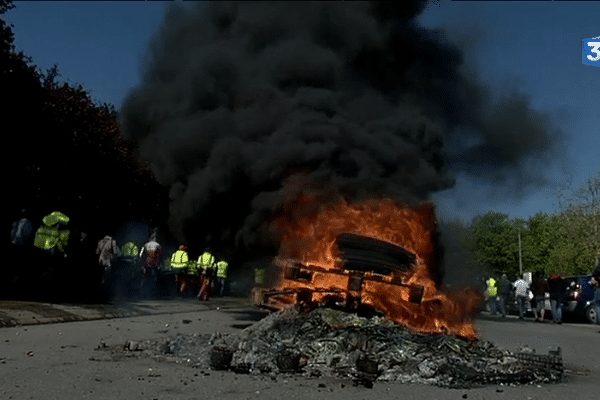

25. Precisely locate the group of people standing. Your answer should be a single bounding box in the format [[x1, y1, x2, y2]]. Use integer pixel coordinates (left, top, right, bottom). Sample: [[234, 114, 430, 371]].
[[12, 211, 72, 255], [11, 212, 236, 302], [486, 266, 600, 331], [169, 245, 229, 301], [96, 232, 166, 298], [486, 273, 551, 321], [95, 231, 229, 301]]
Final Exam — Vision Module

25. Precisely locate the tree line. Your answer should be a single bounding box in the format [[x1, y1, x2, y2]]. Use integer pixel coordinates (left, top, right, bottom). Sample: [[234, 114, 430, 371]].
[[441, 171, 600, 281]]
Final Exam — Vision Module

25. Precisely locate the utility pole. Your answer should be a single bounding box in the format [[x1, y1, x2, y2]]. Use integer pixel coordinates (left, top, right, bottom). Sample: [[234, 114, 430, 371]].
[[518, 228, 523, 277]]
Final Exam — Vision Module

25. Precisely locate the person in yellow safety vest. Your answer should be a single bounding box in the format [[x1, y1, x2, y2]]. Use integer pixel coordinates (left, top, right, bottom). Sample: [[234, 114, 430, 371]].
[[33, 211, 70, 255], [255, 265, 265, 287], [197, 248, 216, 272], [197, 249, 215, 301], [486, 276, 498, 316], [171, 245, 194, 296], [121, 241, 140, 258], [119, 241, 140, 277], [216, 260, 228, 297]]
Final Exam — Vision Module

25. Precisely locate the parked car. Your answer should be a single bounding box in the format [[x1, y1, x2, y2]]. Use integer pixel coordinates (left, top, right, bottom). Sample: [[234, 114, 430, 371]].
[[562, 274, 597, 323]]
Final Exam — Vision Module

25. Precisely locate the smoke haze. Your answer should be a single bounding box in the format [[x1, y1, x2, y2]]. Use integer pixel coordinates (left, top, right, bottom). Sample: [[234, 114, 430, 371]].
[[120, 1, 565, 254]]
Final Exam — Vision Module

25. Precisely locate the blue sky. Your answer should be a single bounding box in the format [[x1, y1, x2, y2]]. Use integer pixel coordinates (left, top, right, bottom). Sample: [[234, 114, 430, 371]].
[[3, 1, 598, 223]]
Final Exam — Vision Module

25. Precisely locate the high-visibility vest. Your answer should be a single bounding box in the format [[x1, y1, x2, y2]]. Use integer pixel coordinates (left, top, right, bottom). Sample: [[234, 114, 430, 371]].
[[34, 225, 60, 250], [216, 261, 228, 278], [198, 252, 215, 270], [43, 211, 69, 227], [255, 266, 265, 285], [487, 277, 498, 297], [56, 230, 69, 252], [34, 211, 70, 252], [170, 250, 189, 270], [122, 241, 140, 257]]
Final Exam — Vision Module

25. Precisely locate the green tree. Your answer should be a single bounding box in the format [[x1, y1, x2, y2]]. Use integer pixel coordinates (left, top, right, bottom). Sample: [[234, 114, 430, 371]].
[[467, 212, 522, 278], [523, 212, 562, 274], [551, 170, 600, 275]]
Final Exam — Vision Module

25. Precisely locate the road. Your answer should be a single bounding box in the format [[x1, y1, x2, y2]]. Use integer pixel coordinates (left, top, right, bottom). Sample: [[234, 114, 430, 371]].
[[0, 297, 598, 400]]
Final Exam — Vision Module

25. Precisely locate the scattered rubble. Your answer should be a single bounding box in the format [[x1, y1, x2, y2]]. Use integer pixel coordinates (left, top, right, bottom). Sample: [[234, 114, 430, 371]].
[[111, 307, 563, 389]]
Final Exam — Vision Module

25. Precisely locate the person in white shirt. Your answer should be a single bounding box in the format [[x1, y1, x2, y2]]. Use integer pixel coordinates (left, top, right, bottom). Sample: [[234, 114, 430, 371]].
[[513, 276, 530, 320]]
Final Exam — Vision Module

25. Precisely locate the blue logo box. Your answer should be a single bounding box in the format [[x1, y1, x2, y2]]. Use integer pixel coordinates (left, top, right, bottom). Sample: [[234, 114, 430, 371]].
[[583, 36, 600, 67]]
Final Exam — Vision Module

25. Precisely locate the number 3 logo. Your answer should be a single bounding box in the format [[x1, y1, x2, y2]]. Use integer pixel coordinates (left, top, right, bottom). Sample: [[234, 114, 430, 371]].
[[583, 36, 600, 67], [587, 42, 600, 62]]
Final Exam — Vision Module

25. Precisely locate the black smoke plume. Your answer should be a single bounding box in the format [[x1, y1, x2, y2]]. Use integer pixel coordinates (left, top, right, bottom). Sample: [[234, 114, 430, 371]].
[[120, 1, 565, 257]]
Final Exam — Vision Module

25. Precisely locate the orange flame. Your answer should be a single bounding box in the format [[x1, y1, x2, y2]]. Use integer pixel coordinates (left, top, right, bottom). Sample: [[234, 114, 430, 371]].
[[270, 197, 481, 339]]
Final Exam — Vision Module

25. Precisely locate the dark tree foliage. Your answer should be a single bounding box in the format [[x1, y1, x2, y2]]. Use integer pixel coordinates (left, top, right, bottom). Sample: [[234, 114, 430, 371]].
[[3, 1, 168, 301], [1, 0, 15, 54], [36, 66, 167, 233], [5, 64, 167, 238]]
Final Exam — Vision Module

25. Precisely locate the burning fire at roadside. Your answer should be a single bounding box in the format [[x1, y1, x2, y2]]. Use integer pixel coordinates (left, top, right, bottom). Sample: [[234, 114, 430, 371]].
[[110, 1, 569, 389], [254, 197, 482, 339], [110, 194, 563, 391]]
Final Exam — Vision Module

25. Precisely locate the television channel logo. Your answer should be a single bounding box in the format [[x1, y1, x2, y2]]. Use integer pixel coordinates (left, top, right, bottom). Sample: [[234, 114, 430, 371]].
[[583, 36, 600, 67]]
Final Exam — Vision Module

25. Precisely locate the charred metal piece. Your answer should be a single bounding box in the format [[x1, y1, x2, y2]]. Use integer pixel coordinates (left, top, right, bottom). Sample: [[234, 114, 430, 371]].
[[356, 356, 379, 376], [210, 346, 233, 370], [409, 285, 425, 304], [252, 234, 425, 318], [347, 274, 363, 291], [276, 350, 303, 373], [514, 352, 563, 373]]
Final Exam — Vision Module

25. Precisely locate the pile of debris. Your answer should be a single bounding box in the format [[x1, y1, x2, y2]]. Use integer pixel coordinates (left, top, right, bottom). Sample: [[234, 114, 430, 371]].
[[119, 307, 563, 389]]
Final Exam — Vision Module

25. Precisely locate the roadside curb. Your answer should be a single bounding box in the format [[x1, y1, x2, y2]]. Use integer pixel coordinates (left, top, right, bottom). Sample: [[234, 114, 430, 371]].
[[0, 297, 253, 328]]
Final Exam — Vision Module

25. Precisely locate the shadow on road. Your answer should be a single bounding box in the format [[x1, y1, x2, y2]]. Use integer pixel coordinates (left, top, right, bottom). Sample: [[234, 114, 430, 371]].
[[224, 308, 270, 322]]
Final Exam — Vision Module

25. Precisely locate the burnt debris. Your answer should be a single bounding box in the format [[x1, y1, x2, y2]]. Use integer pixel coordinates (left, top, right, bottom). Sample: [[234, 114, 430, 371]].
[[118, 307, 563, 389]]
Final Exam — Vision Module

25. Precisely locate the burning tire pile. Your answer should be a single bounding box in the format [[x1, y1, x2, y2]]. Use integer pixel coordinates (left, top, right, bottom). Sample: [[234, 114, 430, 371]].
[[119, 306, 563, 389], [111, 208, 563, 389]]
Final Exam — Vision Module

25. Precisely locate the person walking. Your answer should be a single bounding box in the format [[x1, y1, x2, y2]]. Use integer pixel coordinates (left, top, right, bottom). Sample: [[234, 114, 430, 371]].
[[513, 275, 530, 320], [33, 211, 70, 256], [11, 213, 34, 246], [548, 274, 566, 324], [121, 241, 140, 260], [197, 268, 211, 301], [590, 266, 600, 333], [216, 259, 229, 297], [170, 245, 192, 296], [96, 235, 120, 272], [139, 233, 163, 297], [531, 271, 550, 322], [485, 276, 499, 315], [255, 265, 266, 287], [497, 274, 512, 318], [197, 248, 215, 301]]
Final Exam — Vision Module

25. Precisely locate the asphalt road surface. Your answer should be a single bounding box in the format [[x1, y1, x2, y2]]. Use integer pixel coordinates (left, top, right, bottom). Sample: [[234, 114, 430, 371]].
[[1, 298, 598, 400]]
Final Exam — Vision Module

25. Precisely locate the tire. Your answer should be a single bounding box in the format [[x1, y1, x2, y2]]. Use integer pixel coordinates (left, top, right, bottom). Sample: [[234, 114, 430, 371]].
[[335, 233, 416, 275], [585, 305, 597, 324], [210, 346, 233, 370]]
